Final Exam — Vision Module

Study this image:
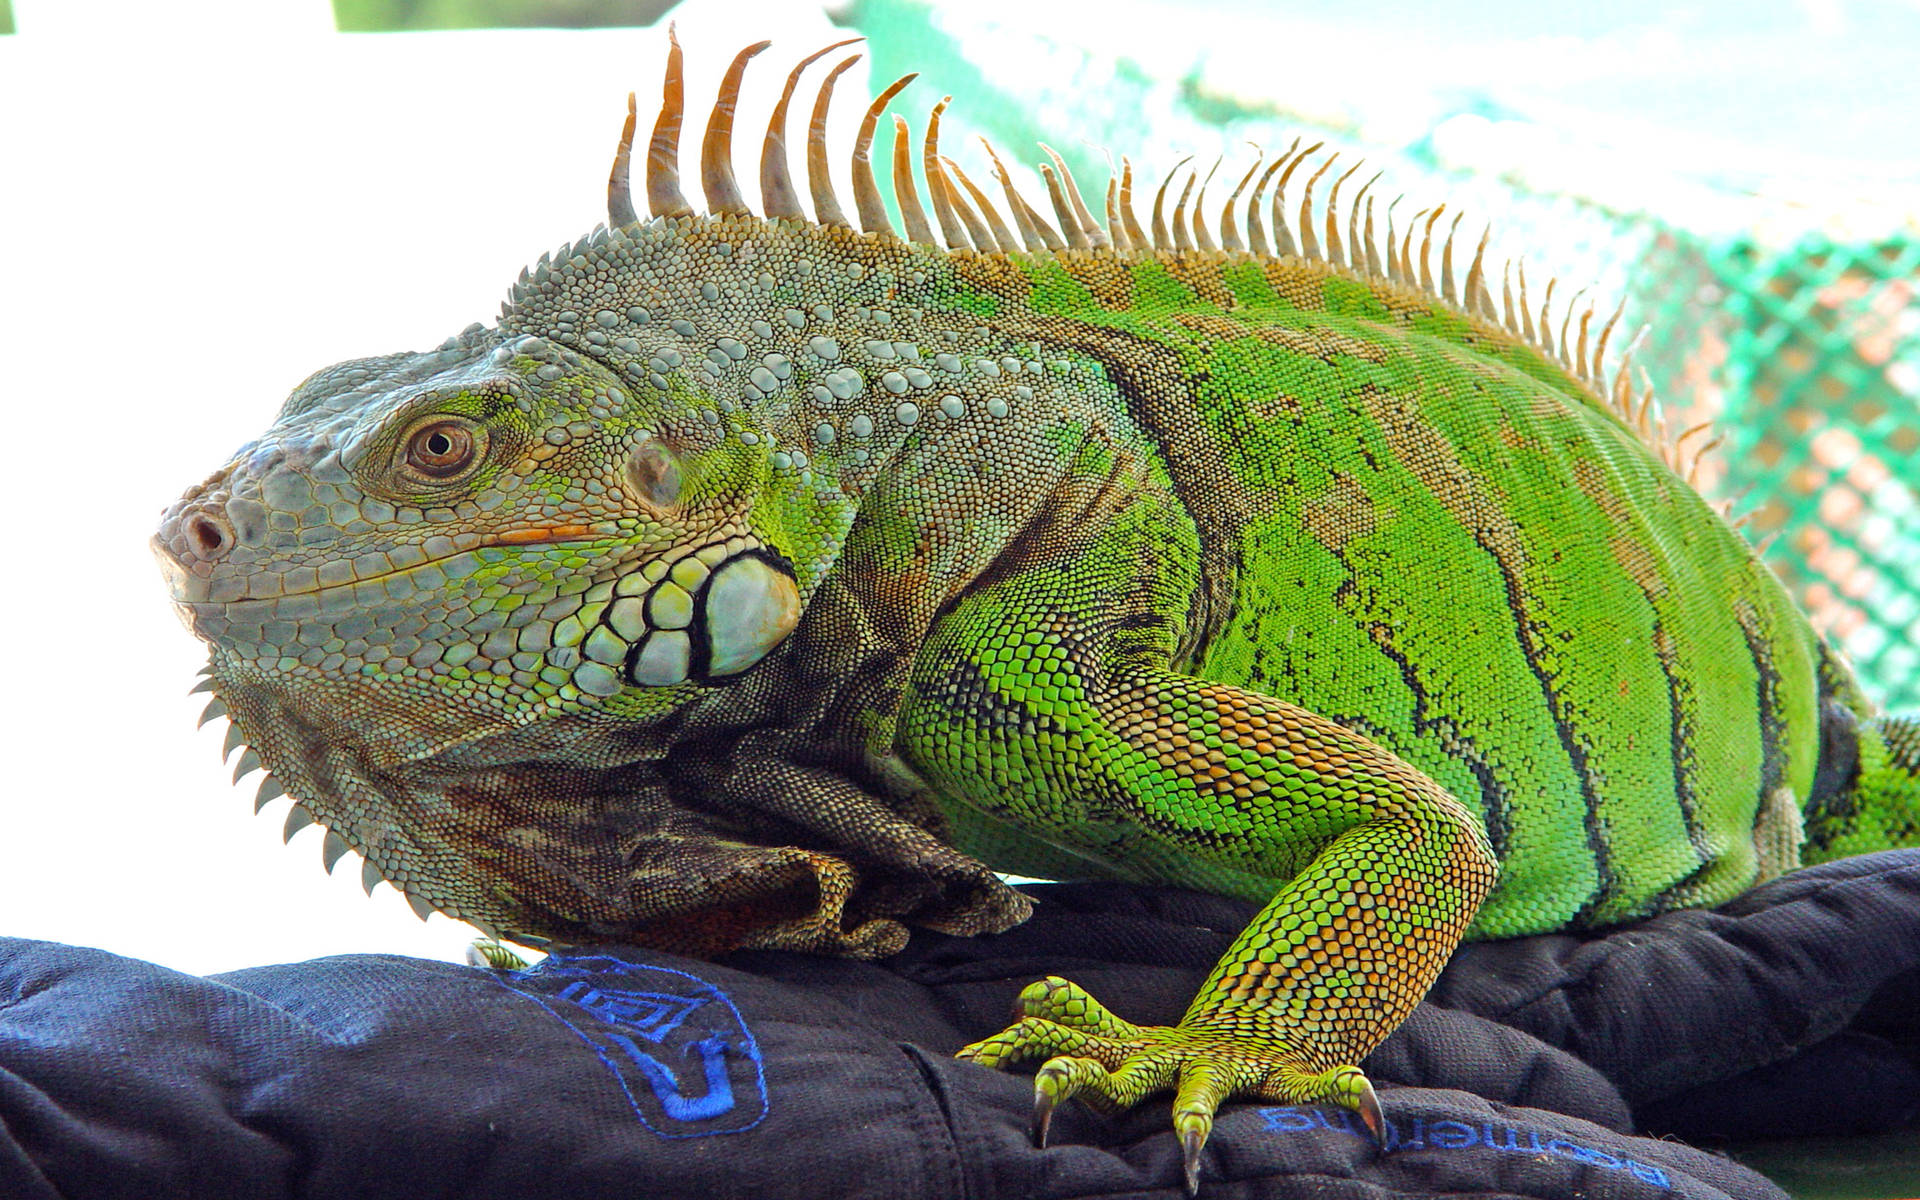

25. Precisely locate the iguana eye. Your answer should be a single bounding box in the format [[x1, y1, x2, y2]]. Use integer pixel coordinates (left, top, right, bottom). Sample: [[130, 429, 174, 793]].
[[626, 440, 683, 510], [403, 419, 481, 480]]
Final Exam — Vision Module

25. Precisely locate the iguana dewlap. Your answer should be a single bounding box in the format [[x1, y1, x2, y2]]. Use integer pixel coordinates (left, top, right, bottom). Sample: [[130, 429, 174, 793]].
[[153, 33, 1920, 1191]]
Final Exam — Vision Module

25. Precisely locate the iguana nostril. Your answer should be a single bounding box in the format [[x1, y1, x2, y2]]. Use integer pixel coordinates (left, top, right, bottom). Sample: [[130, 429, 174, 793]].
[[185, 511, 234, 561]]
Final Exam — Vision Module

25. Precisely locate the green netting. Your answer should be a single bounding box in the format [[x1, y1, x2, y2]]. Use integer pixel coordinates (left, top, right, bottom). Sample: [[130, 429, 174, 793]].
[[1632, 233, 1920, 709]]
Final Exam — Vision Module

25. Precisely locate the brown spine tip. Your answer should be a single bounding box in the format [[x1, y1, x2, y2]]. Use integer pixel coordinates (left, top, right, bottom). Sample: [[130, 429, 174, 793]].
[[1610, 333, 1647, 399], [702, 40, 771, 215], [1610, 337, 1640, 419], [890, 114, 936, 245], [1190, 158, 1220, 253], [1270, 141, 1320, 258], [1245, 142, 1293, 258], [1385, 196, 1405, 284], [1119, 156, 1150, 251], [1220, 150, 1263, 253], [1351, 170, 1382, 274], [608, 91, 640, 228], [761, 38, 863, 222], [1517, 261, 1536, 342], [1418, 204, 1446, 294], [1593, 298, 1627, 377], [924, 99, 971, 249], [1675, 418, 1714, 450], [1400, 207, 1428, 284], [1351, 169, 1382, 272], [1151, 156, 1193, 251], [1606, 355, 1629, 420], [1557, 287, 1588, 369], [1463, 225, 1492, 317], [945, 154, 1016, 252], [807, 54, 863, 228], [1688, 436, 1722, 488], [852, 73, 918, 236], [1537, 276, 1557, 354], [1362, 194, 1383, 276], [1170, 168, 1199, 252], [647, 23, 693, 218], [1439, 211, 1464, 304], [972, 141, 1033, 248], [1038, 163, 1089, 251], [982, 137, 1062, 252], [1039, 143, 1107, 249], [936, 155, 992, 251], [1105, 174, 1129, 254], [1323, 159, 1362, 267], [1297, 153, 1337, 262]]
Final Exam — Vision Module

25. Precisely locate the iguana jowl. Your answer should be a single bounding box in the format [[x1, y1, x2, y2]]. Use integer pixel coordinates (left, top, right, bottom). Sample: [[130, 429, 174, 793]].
[[153, 33, 1920, 1189]]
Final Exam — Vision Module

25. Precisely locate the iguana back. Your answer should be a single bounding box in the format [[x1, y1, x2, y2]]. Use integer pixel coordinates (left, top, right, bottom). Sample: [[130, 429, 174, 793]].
[[927, 248, 1836, 937]]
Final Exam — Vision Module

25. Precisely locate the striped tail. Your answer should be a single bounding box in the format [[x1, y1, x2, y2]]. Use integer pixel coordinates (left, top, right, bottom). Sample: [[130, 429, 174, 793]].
[[1803, 711, 1920, 862]]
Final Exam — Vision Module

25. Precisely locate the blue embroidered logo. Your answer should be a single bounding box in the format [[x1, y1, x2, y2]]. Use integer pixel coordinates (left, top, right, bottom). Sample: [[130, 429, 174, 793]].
[[1258, 1106, 1672, 1190], [492, 953, 769, 1137]]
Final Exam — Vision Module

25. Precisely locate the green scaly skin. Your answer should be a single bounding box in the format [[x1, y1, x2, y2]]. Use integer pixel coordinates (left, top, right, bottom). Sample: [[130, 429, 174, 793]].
[[153, 40, 1920, 1190]]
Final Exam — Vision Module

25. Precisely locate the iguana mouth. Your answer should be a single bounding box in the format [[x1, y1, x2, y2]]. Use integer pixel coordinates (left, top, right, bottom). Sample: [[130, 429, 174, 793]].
[[153, 524, 623, 610], [162, 526, 801, 694], [483, 524, 605, 547]]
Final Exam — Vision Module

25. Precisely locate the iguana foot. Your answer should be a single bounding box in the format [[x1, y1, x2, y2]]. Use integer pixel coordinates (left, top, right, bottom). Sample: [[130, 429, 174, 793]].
[[958, 976, 1381, 1195]]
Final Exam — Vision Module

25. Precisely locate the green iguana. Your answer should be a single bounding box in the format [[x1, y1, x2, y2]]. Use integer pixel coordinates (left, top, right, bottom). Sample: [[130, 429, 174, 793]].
[[153, 33, 1920, 1191]]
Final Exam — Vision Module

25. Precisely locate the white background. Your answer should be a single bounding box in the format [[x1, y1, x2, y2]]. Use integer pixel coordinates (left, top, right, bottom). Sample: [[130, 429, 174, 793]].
[[2, 0, 1914, 976], [1, 0, 871, 973]]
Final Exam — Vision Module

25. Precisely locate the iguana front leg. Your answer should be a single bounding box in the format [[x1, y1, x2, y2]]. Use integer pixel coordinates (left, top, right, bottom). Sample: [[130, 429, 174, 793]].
[[901, 584, 1498, 1189]]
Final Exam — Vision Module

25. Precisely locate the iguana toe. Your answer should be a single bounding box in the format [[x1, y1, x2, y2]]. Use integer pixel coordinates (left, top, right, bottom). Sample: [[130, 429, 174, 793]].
[[1013, 976, 1141, 1037], [465, 939, 532, 971], [1029, 1057, 1089, 1145]]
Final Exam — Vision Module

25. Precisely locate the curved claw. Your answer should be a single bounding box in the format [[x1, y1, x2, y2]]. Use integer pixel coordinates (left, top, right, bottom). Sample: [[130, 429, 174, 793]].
[[1173, 1076, 1221, 1196], [1355, 1074, 1384, 1144], [1180, 1123, 1207, 1196], [1312, 1064, 1385, 1144], [1032, 1083, 1059, 1148]]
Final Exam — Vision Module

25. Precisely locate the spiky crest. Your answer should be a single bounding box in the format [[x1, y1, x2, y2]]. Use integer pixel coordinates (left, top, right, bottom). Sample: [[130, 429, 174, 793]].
[[890, 113, 934, 244], [759, 37, 861, 220], [700, 40, 770, 214], [1219, 150, 1262, 253], [645, 24, 692, 217], [596, 35, 1712, 475], [806, 54, 861, 227]]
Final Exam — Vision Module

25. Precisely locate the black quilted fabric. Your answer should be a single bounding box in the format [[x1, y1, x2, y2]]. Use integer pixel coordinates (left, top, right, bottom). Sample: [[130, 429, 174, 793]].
[[3, 851, 1916, 1199]]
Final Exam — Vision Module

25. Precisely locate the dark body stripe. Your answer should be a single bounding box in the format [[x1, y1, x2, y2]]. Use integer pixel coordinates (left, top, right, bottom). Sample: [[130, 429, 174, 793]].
[[1736, 601, 1791, 806], [966, 257, 1826, 935]]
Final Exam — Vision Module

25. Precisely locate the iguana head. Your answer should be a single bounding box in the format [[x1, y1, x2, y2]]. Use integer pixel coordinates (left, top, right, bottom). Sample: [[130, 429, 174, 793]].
[[150, 239, 835, 935], [150, 33, 1060, 944], [154, 280, 810, 750]]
